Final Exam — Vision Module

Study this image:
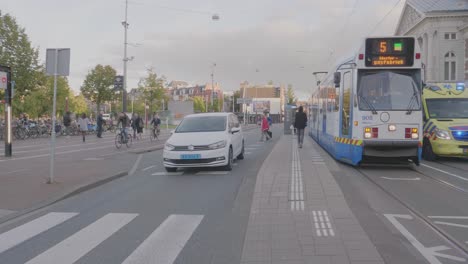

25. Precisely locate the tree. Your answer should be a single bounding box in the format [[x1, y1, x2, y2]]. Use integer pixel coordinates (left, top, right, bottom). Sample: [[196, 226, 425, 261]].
[[138, 68, 167, 113], [70, 93, 88, 116], [193, 96, 206, 113], [287, 84, 297, 105], [233, 90, 241, 112], [0, 12, 42, 115], [267, 80, 274, 85], [81, 64, 116, 114]]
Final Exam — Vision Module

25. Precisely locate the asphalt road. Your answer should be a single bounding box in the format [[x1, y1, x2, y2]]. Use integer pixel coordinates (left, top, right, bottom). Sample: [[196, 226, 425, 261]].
[[0, 126, 280, 264]]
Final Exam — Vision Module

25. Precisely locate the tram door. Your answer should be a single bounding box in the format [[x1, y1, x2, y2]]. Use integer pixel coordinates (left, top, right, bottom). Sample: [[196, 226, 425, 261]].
[[340, 71, 353, 153]]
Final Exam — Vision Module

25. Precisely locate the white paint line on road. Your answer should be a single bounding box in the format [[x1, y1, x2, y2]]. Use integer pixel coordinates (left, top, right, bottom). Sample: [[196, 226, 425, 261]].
[[428, 216, 468, 219], [0, 212, 78, 254], [434, 221, 468, 229], [0, 145, 115, 162], [142, 165, 157, 171], [381, 177, 421, 181], [421, 163, 468, 182], [152, 172, 184, 176], [122, 214, 203, 264], [9, 138, 116, 154], [25, 213, 137, 264], [195, 171, 229, 175], [245, 148, 256, 150], [0, 168, 30, 175], [129, 154, 143, 176], [83, 158, 105, 161], [244, 152, 252, 155], [384, 214, 466, 263]]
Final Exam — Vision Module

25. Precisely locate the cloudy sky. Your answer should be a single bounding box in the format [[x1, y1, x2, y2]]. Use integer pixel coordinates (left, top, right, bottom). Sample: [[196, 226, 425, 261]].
[[1, 0, 405, 100]]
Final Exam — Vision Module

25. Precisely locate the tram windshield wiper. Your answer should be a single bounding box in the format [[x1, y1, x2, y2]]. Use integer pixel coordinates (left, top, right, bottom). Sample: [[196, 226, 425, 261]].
[[405, 92, 418, 115], [358, 95, 377, 115]]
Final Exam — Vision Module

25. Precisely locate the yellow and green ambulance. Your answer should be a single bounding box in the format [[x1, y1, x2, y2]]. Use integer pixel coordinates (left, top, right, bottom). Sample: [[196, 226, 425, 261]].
[[422, 83, 468, 160]]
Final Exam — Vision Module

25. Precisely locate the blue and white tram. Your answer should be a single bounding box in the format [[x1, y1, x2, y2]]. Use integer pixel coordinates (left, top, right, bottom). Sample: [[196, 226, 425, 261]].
[[309, 37, 423, 165]]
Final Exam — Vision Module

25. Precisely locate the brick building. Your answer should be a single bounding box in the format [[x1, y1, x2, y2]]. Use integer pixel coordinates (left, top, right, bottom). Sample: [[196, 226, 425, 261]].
[[395, 0, 468, 83]]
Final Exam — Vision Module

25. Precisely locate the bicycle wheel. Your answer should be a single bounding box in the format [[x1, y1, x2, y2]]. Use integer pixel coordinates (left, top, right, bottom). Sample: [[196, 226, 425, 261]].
[[115, 133, 122, 149], [126, 135, 133, 148]]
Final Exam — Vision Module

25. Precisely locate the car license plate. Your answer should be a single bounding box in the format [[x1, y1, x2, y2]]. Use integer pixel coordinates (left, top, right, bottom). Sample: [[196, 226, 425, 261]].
[[180, 154, 201, 159]]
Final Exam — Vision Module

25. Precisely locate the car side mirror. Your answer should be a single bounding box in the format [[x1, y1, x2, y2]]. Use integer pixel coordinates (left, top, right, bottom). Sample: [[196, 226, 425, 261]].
[[231, 127, 241, 134]]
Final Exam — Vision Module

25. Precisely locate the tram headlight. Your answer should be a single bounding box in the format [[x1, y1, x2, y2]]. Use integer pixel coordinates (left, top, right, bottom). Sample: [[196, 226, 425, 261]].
[[364, 127, 373, 139], [388, 124, 396, 131], [435, 128, 451, 140]]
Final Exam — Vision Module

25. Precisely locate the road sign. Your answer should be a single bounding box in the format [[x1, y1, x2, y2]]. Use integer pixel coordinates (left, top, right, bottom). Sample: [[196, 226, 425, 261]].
[[0, 71, 7, 90], [46, 48, 70, 76]]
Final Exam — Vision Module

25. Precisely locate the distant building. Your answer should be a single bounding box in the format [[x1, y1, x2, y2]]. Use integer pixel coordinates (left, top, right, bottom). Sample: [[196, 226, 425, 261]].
[[169, 82, 222, 102], [239, 81, 285, 119], [395, 0, 468, 82]]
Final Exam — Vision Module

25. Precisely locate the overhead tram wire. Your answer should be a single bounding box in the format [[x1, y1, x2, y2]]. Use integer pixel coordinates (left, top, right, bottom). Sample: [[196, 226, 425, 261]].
[[368, 0, 403, 36]]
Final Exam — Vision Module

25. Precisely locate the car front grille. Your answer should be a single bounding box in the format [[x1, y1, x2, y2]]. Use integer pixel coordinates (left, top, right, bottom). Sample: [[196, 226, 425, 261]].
[[452, 131, 468, 141], [173, 145, 211, 151]]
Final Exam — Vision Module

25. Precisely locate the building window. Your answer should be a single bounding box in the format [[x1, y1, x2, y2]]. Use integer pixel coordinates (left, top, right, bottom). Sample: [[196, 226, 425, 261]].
[[444, 52, 456, 81], [444, 33, 457, 40]]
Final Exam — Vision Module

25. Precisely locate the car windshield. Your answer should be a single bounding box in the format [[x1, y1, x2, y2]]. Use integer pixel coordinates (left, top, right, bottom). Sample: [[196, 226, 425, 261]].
[[426, 98, 468, 119], [357, 70, 421, 111], [176, 116, 226, 133]]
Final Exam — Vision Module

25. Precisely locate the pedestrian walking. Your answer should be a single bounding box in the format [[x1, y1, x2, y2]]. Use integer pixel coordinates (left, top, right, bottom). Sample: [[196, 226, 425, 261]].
[[96, 111, 104, 138], [131, 113, 137, 139], [63, 111, 71, 136], [260, 112, 271, 142], [294, 106, 308, 148], [135, 113, 143, 140], [78, 113, 90, 142]]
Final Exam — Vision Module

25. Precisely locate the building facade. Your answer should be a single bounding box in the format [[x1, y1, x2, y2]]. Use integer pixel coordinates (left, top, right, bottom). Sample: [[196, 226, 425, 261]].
[[169, 83, 222, 103], [395, 0, 468, 83]]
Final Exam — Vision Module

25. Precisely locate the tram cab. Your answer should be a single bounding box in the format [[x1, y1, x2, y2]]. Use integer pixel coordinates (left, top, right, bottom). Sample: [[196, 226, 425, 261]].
[[309, 37, 423, 165]]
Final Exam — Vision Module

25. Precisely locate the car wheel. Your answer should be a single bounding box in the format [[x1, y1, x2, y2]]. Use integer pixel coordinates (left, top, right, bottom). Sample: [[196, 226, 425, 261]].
[[423, 140, 437, 161], [165, 167, 177, 172], [223, 147, 233, 171], [237, 141, 245, 160]]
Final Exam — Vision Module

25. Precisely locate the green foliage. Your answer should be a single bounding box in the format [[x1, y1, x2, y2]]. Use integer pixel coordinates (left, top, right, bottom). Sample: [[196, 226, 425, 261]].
[[138, 68, 167, 113], [80, 64, 116, 113], [70, 93, 88, 116], [192, 96, 206, 113], [0, 12, 41, 99], [287, 84, 297, 105]]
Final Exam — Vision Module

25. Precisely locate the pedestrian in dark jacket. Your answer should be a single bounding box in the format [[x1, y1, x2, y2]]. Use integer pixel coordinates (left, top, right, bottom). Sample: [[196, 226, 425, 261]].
[[96, 111, 104, 138], [294, 106, 308, 148]]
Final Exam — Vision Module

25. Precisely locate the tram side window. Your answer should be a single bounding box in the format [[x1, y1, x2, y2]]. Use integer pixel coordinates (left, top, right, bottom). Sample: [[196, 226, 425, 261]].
[[342, 72, 351, 136]]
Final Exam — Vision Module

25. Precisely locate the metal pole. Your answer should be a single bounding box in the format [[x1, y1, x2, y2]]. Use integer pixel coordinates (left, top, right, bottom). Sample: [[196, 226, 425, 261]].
[[211, 69, 214, 110], [48, 49, 59, 184], [122, 0, 128, 113], [4, 76, 12, 157], [205, 87, 208, 112], [242, 86, 246, 125], [232, 95, 235, 113]]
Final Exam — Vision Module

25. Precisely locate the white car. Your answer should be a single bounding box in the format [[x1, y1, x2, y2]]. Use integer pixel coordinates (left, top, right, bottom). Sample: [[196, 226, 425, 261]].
[[163, 113, 244, 172]]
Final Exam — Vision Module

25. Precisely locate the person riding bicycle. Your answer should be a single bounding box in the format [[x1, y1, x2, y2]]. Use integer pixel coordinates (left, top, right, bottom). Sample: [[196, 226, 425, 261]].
[[150, 114, 161, 137], [117, 112, 130, 142]]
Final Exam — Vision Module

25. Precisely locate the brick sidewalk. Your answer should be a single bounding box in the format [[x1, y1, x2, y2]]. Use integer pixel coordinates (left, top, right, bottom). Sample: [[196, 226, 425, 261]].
[[241, 134, 384, 264]]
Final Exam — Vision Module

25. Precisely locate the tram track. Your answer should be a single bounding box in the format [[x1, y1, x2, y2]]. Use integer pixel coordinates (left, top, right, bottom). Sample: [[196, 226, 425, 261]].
[[354, 165, 468, 258]]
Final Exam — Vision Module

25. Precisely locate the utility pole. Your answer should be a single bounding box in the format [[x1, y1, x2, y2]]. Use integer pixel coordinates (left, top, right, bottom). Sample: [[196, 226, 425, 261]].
[[211, 63, 216, 111], [122, 0, 130, 113]]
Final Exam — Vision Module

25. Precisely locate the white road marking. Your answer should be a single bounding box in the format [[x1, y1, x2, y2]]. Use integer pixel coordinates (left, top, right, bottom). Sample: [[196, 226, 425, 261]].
[[83, 157, 105, 161], [1, 168, 29, 175], [434, 221, 468, 229], [129, 154, 143, 176], [0, 212, 78, 254], [384, 214, 466, 263], [122, 214, 203, 264], [195, 171, 229, 175], [142, 165, 157, 171], [421, 163, 468, 182], [152, 172, 184, 176], [428, 216, 468, 219], [381, 177, 421, 181], [0, 145, 114, 162], [244, 152, 252, 155], [245, 148, 256, 150], [25, 213, 137, 264], [312, 211, 335, 237]]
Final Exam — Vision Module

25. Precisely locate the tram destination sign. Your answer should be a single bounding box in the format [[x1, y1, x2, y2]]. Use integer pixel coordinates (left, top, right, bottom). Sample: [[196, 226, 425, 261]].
[[365, 37, 414, 67]]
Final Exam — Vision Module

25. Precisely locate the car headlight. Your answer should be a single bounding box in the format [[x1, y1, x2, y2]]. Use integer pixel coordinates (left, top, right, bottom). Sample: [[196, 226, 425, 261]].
[[208, 140, 227, 150], [164, 143, 175, 151], [435, 128, 451, 140]]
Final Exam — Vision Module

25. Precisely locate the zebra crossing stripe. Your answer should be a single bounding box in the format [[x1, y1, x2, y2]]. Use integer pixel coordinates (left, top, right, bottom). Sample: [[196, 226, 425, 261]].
[[122, 214, 203, 264], [0, 212, 78, 254], [25, 213, 137, 264]]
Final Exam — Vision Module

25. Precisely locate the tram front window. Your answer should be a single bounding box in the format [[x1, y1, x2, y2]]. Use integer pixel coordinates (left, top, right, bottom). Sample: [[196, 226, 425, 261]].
[[358, 70, 421, 111]]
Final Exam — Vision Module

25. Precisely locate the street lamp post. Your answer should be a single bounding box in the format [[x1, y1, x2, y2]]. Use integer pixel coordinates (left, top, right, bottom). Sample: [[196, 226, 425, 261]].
[[211, 63, 216, 111], [122, 0, 134, 113]]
